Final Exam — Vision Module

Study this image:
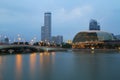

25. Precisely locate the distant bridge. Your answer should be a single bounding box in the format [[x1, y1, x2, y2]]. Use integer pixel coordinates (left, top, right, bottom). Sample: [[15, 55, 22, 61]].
[[0, 45, 41, 53], [0, 45, 67, 54]]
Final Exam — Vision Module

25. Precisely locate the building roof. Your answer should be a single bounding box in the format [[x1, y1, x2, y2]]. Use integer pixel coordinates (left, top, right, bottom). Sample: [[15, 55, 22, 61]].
[[73, 30, 115, 43]]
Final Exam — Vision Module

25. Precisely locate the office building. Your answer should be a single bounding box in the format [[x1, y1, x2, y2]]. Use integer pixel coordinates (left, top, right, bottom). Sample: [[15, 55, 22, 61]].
[[0, 35, 9, 44], [41, 26, 45, 41], [56, 35, 63, 44], [89, 19, 100, 30], [4, 37, 9, 44], [52, 35, 63, 44], [41, 12, 51, 42]]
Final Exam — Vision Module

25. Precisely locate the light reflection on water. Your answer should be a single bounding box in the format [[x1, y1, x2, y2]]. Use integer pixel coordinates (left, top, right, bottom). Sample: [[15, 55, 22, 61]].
[[15, 54, 22, 80], [0, 51, 120, 80]]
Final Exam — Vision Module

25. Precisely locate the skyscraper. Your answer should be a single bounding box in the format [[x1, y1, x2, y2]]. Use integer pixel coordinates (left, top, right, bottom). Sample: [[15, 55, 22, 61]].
[[89, 19, 100, 30], [41, 12, 51, 42]]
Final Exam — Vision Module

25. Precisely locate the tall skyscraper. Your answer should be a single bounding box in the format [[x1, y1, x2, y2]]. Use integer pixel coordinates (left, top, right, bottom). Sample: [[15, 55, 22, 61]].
[[41, 12, 51, 42], [89, 19, 100, 30]]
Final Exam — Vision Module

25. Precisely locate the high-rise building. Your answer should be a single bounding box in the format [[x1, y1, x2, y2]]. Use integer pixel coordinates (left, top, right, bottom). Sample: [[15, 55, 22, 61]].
[[56, 35, 63, 44], [0, 35, 9, 44], [41, 26, 45, 41], [89, 19, 100, 30], [4, 37, 9, 44], [52, 35, 63, 44], [41, 12, 51, 42]]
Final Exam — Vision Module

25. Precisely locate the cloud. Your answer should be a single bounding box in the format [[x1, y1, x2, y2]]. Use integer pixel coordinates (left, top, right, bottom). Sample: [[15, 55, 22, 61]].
[[53, 5, 93, 23], [0, 8, 17, 23], [0, 7, 41, 25]]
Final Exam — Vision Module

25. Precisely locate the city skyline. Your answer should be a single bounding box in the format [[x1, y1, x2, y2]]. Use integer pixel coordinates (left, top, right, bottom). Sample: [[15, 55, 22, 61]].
[[0, 0, 120, 41]]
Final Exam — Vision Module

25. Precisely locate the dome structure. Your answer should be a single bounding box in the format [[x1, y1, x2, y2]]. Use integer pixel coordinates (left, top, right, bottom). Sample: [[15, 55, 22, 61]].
[[73, 30, 115, 43]]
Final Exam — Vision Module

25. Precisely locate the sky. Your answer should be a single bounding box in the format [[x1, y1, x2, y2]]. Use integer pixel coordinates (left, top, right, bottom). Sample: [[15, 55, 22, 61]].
[[0, 0, 120, 42]]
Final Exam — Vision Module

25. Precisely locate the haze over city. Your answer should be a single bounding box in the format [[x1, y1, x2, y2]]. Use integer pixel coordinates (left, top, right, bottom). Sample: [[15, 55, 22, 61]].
[[0, 0, 120, 41], [1, 1, 120, 80]]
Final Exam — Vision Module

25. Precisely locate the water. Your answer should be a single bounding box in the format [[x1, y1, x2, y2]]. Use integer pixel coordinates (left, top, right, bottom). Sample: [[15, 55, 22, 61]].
[[0, 51, 120, 80]]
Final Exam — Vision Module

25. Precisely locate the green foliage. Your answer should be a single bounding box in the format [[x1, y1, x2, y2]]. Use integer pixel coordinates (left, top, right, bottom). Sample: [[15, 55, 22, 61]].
[[62, 43, 72, 48]]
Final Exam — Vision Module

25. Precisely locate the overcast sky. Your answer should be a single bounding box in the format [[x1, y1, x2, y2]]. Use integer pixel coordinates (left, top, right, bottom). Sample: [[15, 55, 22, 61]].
[[0, 0, 120, 42]]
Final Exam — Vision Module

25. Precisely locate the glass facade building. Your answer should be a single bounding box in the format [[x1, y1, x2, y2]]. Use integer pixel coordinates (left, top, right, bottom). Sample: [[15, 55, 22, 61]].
[[52, 36, 63, 44], [41, 12, 51, 42], [72, 31, 118, 49], [73, 31, 115, 43], [89, 19, 100, 30]]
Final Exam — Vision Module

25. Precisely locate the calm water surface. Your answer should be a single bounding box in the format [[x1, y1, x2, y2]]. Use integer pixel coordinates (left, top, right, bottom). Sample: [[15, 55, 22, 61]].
[[0, 51, 120, 80]]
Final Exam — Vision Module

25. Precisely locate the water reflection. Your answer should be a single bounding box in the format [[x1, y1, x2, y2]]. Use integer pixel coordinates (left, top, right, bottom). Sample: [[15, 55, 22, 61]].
[[30, 53, 36, 72], [15, 54, 22, 80], [1, 51, 120, 80], [39, 52, 56, 65], [0, 56, 2, 64], [29, 53, 37, 80], [51, 52, 55, 64], [0, 56, 3, 80], [72, 51, 120, 80], [91, 50, 95, 54], [14, 52, 56, 80], [40, 53, 43, 65]]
